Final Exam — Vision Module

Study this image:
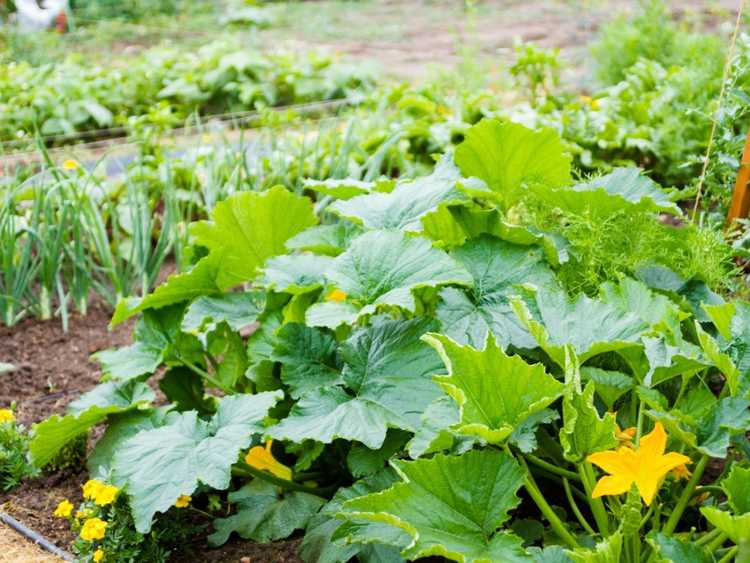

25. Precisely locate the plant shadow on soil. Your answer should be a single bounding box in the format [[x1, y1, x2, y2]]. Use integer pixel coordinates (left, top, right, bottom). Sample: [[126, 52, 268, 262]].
[[0, 305, 305, 562]]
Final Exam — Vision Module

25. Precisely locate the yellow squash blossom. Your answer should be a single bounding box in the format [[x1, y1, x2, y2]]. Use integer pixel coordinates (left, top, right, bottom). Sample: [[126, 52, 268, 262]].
[[245, 440, 292, 481], [62, 159, 79, 171], [587, 422, 691, 506], [326, 289, 347, 302], [80, 518, 107, 542], [93, 549, 105, 562], [174, 495, 191, 508], [0, 409, 14, 423], [53, 499, 73, 518], [615, 424, 636, 447], [672, 463, 692, 481]]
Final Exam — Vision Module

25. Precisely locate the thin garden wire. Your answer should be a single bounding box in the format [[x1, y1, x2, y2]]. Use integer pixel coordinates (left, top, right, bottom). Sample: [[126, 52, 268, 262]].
[[691, 0, 747, 222]]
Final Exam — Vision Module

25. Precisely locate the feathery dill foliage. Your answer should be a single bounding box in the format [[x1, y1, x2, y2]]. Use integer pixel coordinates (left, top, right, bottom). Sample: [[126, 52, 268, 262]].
[[525, 199, 735, 296]]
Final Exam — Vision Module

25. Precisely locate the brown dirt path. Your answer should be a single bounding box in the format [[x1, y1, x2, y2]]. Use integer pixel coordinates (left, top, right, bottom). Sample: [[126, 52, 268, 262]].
[[0, 522, 62, 562]]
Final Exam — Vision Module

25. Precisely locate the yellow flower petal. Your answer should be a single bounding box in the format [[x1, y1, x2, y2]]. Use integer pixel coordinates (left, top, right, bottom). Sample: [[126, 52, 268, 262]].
[[591, 474, 632, 499], [638, 422, 667, 458], [245, 441, 292, 481], [92, 484, 119, 507], [586, 423, 691, 506], [53, 499, 74, 518], [174, 495, 191, 508], [672, 464, 692, 481], [0, 409, 14, 423], [82, 479, 104, 500], [62, 159, 78, 171], [80, 518, 107, 542], [93, 549, 105, 562], [326, 289, 347, 302]]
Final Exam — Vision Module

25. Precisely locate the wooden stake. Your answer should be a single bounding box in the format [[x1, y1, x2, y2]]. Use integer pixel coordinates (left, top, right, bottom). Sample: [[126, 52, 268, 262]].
[[727, 127, 750, 226]]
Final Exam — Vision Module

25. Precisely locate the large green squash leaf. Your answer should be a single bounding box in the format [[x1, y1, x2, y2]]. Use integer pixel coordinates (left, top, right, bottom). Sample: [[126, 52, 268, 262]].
[[112, 253, 222, 325], [424, 333, 564, 444], [648, 396, 750, 458], [259, 254, 334, 295], [566, 532, 621, 563], [647, 532, 712, 563], [91, 342, 163, 381], [700, 507, 750, 544], [190, 186, 317, 290], [339, 449, 530, 562], [330, 155, 466, 232], [272, 323, 342, 398], [209, 479, 324, 546], [29, 380, 154, 468], [182, 292, 265, 338], [531, 167, 679, 216], [513, 287, 649, 366], [436, 235, 556, 349], [113, 391, 282, 532], [326, 230, 472, 320], [723, 465, 750, 514], [560, 381, 617, 463], [286, 223, 363, 257], [454, 119, 571, 210], [301, 469, 407, 563], [269, 318, 444, 449]]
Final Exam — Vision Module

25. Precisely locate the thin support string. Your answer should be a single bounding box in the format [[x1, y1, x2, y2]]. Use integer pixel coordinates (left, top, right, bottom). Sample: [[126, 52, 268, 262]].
[[691, 0, 747, 222]]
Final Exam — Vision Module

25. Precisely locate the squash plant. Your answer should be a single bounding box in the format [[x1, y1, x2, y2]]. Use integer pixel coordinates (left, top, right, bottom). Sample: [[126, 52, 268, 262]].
[[31, 119, 750, 562]]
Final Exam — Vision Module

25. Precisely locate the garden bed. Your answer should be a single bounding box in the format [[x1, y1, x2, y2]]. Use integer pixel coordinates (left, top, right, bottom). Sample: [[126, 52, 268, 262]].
[[0, 306, 306, 561]]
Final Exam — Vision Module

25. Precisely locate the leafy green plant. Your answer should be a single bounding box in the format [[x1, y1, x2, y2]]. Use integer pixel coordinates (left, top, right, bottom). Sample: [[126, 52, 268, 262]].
[[28, 119, 748, 561], [54, 478, 201, 563], [0, 407, 37, 491]]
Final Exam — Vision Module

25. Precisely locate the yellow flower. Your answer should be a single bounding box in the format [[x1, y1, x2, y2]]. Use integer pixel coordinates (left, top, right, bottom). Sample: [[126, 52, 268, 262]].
[[326, 289, 347, 302], [62, 159, 79, 171], [53, 499, 73, 518], [587, 422, 691, 506], [245, 440, 292, 481], [0, 409, 14, 423], [174, 495, 191, 508], [615, 424, 636, 447], [93, 549, 104, 562], [93, 484, 119, 506], [672, 463, 692, 481], [82, 479, 104, 500], [75, 510, 88, 520], [80, 518, 107, 542]]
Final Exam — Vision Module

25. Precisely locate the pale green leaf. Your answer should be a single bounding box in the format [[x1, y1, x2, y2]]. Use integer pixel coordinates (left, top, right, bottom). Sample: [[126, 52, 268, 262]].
[[454, 119, 571, 210], [339, 449, 531, 562], [182, 292, 265, 337], [29, 380, 154, 468], [700, 507, 750, 544], [437, 235, 556, 349], [91, 342, 162, 381], [190, 186, 317, 290], [560, 381, 617, 462], [723, 465, 750, 514], [513, 287, 648, 367], [259, 254, 335, 295], [113, 391, 283, 532], [269, 318, 443, 449], [330, 156, 465, 232], [326, 230, 472, 320], [424, 333, 564, 444]]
